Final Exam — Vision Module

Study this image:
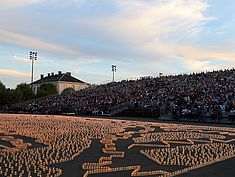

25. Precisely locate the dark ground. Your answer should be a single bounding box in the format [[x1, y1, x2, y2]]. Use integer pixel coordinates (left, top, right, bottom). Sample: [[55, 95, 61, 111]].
[[53, 140, 235, 177], [1, 114, 235, 177], [52, 116, 235, 177], [53, 137, 183, 177], [0, 133, 46, 149], [179, 157, 235, 177]]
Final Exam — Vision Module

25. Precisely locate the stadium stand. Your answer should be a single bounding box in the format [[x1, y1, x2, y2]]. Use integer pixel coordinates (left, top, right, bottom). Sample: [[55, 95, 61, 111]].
[[11, 69, 235, 123]]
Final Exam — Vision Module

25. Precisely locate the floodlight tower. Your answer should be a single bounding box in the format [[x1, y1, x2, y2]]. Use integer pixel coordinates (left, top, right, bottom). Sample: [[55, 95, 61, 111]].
[[112, 65, 117, 82], [29, 51, 37, 83]]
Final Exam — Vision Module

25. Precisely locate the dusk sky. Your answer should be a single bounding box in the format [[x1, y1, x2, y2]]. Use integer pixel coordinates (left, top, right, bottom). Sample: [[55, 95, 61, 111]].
[[0, 0, 235, 88]]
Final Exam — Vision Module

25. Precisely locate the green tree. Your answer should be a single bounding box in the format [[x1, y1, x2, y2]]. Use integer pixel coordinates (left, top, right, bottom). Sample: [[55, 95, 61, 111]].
[[61, 87, 75, 95], [9, 88, 24, 104], [15, 83, 34, 101], [0, 81, 7, 106], [37, 83, 58, 97], [0, 81, 36, 109]]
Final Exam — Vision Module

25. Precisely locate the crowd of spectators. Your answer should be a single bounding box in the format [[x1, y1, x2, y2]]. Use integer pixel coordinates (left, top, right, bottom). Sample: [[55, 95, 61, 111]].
[[11, 69, 235, 121]]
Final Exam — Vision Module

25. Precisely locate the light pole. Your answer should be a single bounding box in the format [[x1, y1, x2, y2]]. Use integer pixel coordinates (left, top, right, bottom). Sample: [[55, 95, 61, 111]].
[[112, 65, 117, 82], [29, 51, 37, 83]]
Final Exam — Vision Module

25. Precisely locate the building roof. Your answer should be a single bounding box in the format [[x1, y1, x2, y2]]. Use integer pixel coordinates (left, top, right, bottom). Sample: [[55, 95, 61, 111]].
[[31, 73, 86, 85]]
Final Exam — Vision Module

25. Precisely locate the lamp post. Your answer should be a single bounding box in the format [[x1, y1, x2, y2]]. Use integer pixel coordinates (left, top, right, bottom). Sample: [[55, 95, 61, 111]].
[[29, 51, 37, 83], [112, 65, 117, 82]]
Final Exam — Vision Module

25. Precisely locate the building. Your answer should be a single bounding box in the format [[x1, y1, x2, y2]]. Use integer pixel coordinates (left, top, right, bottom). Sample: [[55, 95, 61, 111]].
[[30, 71, 89, 94]]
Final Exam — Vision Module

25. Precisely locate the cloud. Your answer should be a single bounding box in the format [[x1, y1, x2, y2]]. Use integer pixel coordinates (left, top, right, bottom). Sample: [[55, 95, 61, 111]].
[[95, 0, 210, 44], [74, 0, 214, 64], [78, 0, 224, 73], [0, 0, 41, 8], [0, 0, 90, 8], [13, 55, 29, 62], [0, 69, 31, 88], [87, 0, 235, 72], [44, 0, 87, 6], [137, 40, 235, 72], [0, 69, 30, 78], [0, 0, 211, 61], [0, 0, 234, 86], [0, 29, 80, 56], [168, 44, 235, 61]]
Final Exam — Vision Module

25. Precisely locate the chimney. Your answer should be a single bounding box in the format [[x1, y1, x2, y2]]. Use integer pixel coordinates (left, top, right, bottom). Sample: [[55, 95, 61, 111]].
[[58, 71, 62, 75], [40, 74, 44, 79], [48, 73, 51, 77], [66, 72, 71, 76], [51, 72, 54, 76]]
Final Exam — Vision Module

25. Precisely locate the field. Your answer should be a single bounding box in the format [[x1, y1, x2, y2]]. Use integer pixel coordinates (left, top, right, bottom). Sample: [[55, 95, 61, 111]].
[[0, 114, 235, 177]]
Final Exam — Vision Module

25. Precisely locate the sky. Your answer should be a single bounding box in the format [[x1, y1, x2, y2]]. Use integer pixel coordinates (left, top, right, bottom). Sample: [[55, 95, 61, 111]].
[[0, 0, 235, 88]]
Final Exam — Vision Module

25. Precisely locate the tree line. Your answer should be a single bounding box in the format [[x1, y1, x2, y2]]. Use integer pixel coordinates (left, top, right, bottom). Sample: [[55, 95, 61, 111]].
[[0, 81, 58, 110]]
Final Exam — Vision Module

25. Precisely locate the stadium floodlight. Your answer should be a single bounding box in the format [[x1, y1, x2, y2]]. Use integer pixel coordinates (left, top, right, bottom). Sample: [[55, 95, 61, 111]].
[[112, 65, 117, 82], [29, 51, 38, 83]]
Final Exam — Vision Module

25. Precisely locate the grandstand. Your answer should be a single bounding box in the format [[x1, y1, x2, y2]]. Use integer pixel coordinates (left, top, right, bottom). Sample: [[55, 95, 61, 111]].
[[11, 68, 235, 123]]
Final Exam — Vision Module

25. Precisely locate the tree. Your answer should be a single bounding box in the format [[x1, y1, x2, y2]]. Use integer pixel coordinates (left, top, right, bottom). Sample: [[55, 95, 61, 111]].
[[61, 87, 75, 95], [15, 83, 34, 101], [37, 83, 58, 97], [0, 81, 37, 109], [0, 81, 7, 106], [0, 81, 5, 91], [8, 88, 24, 104]]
